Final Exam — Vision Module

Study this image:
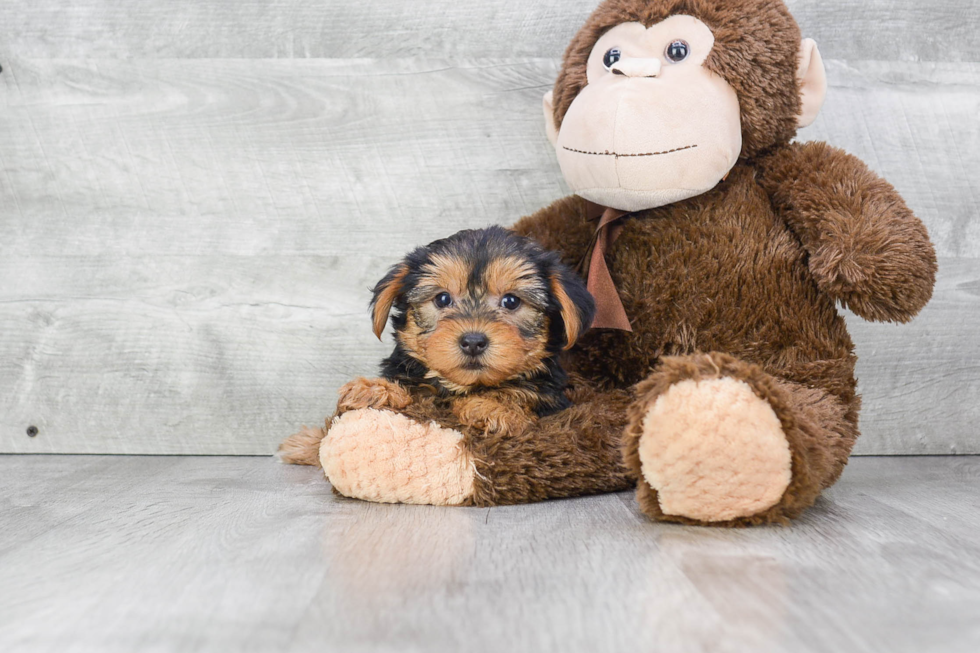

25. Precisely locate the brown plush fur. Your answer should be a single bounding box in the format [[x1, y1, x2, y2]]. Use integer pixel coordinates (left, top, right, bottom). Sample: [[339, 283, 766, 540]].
[[282, 0, 936, 525], [757, 142, 937, 322], [518, 166, 864, 393]]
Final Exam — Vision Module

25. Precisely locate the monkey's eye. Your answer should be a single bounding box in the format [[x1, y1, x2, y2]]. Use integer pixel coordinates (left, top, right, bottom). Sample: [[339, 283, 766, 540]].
[[500, 294, 522, 311], [665, 40, 690, 63], [602, 48, 622, 71], [434, 292, 453, 308]]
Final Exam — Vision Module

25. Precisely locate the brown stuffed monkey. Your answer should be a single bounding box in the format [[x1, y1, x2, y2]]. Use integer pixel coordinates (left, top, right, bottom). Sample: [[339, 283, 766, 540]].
[[281, 0, 937, 526]]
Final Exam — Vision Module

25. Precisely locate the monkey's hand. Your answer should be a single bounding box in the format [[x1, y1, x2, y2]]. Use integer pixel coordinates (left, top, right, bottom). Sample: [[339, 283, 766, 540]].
[[337, 377, 413, 413], [758, 141, 937, 323], [451, 394, 532, 436]]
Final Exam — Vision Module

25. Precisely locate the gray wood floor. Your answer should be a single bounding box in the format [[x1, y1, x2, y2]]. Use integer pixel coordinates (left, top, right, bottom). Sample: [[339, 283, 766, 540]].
[[1, 455, 978, 653]]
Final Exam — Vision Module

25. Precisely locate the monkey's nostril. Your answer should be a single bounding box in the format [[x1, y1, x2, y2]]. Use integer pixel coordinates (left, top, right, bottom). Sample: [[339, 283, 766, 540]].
[[459, 333, 489, 357]]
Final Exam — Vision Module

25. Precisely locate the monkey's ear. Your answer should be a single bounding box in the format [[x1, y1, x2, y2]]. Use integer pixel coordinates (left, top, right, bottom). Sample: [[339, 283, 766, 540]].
[[550, 269, 596, 350], [542, 90, 559, 147], [796, 38, 827, 128], [370, 263, 410, 340]]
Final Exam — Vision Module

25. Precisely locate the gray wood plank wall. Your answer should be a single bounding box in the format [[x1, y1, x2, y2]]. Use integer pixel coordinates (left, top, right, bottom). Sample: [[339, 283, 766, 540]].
[[1, 1, 978, 455]]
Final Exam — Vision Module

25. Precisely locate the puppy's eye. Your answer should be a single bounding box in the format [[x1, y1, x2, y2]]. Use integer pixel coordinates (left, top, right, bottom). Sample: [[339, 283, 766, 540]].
[[434, 292, 453, 308], [602, 47, 622, 71], [500, 294, 521, 311], [665, 40, 690, 63]]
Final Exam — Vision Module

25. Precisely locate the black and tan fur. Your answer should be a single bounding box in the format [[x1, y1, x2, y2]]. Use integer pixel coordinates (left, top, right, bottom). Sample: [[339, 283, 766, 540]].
[[352, 226, 594, 435]]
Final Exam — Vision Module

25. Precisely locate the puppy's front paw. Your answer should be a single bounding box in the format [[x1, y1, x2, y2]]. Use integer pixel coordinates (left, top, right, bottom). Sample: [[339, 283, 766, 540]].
[[337, 377, 412, 413], [452, 396, 531, 436]]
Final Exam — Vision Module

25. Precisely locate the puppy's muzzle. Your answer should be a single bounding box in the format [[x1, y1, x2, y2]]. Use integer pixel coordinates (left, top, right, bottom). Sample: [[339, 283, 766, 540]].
[[459, 332, 489, 358]]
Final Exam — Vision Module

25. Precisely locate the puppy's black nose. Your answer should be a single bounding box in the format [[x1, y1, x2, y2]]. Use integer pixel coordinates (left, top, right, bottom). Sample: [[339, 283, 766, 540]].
[[459, 332, 489, 357]]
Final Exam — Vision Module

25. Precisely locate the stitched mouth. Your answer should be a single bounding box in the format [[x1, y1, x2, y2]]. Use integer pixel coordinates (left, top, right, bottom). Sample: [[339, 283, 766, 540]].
[[563, 144, 698, 158]]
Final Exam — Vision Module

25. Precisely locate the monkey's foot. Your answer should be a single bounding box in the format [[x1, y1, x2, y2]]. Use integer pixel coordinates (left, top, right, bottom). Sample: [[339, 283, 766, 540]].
[[321, 408, 475, 506], [626, 354, 795, 524]]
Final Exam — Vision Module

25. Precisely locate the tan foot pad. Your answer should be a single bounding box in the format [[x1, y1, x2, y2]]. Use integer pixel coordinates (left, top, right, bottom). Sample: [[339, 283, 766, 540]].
[[639, 378, 792, 522], [321, 409, 475, 506]]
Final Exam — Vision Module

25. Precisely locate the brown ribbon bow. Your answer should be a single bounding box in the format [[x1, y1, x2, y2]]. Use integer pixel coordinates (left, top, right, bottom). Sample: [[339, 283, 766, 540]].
[[578, 200, 632, 332]]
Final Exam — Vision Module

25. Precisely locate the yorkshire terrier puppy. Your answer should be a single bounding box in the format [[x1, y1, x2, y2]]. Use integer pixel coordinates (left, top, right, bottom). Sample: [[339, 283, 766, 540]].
[[337, 226, 595, 436]]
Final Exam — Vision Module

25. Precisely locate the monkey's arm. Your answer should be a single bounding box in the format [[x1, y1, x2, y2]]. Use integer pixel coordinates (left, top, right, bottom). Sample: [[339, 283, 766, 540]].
[[758, 141, 937, 323], [511, 195, 596, 267]]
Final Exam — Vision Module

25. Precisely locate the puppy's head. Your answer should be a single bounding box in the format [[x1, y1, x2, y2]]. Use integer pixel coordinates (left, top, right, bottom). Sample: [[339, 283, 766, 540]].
[[371, 226, 595, 390]]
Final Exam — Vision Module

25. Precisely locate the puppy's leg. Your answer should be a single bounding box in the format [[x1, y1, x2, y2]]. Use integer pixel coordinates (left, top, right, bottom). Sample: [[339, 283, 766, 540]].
[[337, 377, 412, 412], [451, 394, 532, 436], [277, 424, 327, 466], [279, 378, 412, 466]]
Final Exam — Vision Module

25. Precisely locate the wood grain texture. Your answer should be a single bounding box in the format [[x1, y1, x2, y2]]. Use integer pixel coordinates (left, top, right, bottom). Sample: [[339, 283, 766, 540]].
[[1, 55, 977, 454], [0, 58, 562, 454], [810, 61, 980, 259], [0, 0, 977, 61], [0, 455, 978, 653]]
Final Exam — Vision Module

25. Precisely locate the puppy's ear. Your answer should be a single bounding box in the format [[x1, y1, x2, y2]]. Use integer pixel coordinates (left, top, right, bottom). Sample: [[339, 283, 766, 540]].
[[371, 263, 410, 340], [549, 267, 596, 350]]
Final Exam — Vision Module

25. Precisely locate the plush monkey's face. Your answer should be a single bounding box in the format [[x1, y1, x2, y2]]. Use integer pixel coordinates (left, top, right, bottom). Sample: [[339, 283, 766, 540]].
[[546, 16, 738, 211], [371, 227, 595, 391], [544, 12, 826, 212]]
